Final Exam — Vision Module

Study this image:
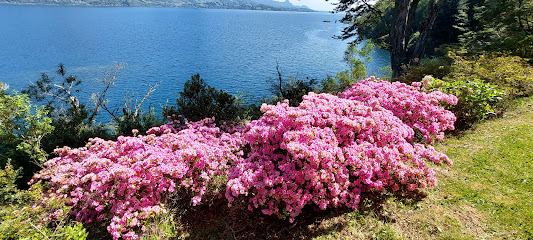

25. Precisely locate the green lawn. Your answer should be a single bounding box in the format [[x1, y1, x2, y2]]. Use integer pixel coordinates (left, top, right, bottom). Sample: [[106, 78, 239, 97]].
[[433, 96, 533, 239]]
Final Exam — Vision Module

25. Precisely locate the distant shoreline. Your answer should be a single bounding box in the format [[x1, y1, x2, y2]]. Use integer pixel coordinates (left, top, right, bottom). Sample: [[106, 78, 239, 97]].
[[0, 1, 317, 12]]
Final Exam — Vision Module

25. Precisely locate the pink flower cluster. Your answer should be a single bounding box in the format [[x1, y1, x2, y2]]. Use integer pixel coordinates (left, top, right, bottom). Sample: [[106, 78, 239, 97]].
[[33, 77, 457, 236], [33, 119, 243, 240], [226, 91, 453, 222], [338, 77, 458, 143]]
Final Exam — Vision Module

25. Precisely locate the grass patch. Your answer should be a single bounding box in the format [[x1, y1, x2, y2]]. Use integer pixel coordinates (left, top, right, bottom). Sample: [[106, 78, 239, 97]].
[[435, 96, 533, 239]]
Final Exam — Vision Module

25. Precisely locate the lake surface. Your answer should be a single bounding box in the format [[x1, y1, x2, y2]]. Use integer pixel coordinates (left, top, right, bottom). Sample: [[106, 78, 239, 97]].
[[0, 5, 390, 120]]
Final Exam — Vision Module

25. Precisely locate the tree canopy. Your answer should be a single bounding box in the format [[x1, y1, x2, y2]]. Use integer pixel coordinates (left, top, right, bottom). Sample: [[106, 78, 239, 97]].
[[333, 0, 450, 78], [331, 0, 533, 78]]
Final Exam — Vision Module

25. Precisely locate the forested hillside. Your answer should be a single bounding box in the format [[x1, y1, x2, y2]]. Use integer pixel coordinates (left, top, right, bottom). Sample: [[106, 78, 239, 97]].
[[0, 0, 313, 11]]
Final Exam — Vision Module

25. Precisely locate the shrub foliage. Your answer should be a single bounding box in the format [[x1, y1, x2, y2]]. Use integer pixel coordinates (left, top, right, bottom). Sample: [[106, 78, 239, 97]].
[[427, 77, 505, 130], [0, 85, 53, 187], [447, 52, 533, 97]]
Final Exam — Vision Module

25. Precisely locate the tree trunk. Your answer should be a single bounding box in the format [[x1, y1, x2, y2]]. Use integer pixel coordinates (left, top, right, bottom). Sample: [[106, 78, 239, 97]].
[[391, 0, 420, 78], [412, 0, 448, 61], [337, 0, 448, 79]]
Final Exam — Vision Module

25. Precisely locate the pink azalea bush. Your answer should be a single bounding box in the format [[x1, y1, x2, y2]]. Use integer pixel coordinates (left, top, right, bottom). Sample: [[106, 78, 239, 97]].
[[338, 77, 458, 143], [32, 119, 243, 240], [32, 77, 457, 237], [226, 91, 454, 222]]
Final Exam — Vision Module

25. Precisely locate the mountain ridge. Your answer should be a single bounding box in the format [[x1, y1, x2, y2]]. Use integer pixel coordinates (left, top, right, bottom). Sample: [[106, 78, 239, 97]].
[[0, 0, 315, 11]]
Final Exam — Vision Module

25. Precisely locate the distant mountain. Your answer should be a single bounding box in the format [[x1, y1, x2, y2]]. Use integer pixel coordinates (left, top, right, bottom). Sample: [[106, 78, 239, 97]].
[[0, 0, 314, 11], [250, 0, 309, 11]]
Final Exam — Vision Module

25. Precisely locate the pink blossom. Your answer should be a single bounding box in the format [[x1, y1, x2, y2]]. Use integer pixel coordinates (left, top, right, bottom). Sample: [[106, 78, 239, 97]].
[[34, 77, 456, 235], [226, 85, 454, 220], [34, 118, 244, 239]]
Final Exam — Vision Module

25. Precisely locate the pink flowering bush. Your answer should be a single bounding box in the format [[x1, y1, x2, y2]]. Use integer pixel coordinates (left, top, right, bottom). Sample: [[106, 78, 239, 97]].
[[33, 76, 457, 236], [226, 92, 453, 222], [32, 119, 243, 240], [338, 77, 458, 143]]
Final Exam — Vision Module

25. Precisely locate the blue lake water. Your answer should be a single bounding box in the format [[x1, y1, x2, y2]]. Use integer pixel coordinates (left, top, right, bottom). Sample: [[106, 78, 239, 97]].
[[0, 5, 390, 119]]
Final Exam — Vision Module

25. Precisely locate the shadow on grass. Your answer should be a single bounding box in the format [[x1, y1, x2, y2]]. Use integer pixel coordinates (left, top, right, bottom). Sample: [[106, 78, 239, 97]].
[[83, 220, 112, 240], [175, 188, 427, 240], [77, 184, 427, 239]]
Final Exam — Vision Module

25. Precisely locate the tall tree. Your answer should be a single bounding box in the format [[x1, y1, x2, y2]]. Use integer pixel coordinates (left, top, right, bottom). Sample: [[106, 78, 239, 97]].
[[333, 0, 449, 78], [455, 0, 533, 60]]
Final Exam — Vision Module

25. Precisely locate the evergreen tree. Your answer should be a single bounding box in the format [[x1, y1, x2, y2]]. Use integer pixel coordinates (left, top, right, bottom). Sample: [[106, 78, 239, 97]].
[[455, 0, 533, 59], [164, 74, 240, 124]]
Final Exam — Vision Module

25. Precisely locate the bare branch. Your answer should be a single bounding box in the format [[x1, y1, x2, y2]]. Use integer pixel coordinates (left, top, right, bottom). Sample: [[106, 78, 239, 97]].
[[133, 82, 160, 120], [89, 62, 126, 122], [28, 221, 50, 240], [276, 63, 284, 98]]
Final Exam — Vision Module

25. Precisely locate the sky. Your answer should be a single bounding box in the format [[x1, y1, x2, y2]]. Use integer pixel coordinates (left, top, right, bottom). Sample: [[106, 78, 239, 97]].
[[275, 0, 338, 11]]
